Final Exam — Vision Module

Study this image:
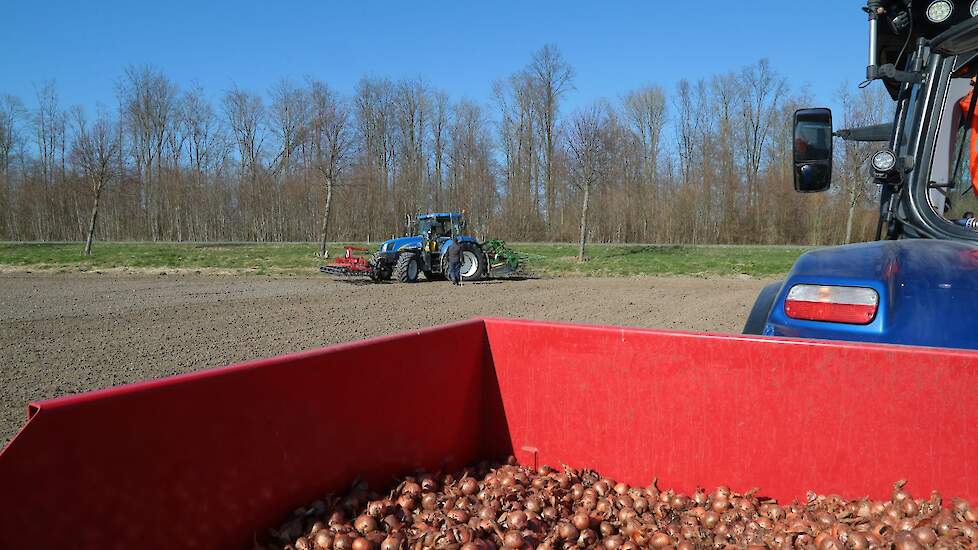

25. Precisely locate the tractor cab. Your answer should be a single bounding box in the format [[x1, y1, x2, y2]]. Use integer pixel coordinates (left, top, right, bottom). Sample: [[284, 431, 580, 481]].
[[792, 1, 978, 241], [416, 213, 464, 241], [746, 1, 978, 350]]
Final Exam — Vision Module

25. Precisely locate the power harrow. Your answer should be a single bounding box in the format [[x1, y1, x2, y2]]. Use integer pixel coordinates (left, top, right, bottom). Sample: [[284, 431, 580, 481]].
[[318, 247, 379, 279]]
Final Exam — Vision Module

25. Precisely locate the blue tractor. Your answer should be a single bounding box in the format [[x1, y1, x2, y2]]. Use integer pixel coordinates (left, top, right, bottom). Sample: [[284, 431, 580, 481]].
[[744, 1, 978, 350], [323, 212, 489, 283]]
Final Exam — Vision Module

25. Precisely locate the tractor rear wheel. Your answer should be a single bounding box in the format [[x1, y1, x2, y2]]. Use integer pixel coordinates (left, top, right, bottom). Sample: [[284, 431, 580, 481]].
[[440, 242, 489, 282], [458, 242, 488, 281], [393, 253, 421, 283]]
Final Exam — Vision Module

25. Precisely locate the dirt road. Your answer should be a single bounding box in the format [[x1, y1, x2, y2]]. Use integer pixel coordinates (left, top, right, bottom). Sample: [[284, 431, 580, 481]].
[[0, 273, 766, 445]]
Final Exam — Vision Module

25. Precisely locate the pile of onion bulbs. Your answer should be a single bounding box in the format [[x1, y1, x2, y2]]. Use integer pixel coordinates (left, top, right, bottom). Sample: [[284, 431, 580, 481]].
[[265, 457, 978, 549]]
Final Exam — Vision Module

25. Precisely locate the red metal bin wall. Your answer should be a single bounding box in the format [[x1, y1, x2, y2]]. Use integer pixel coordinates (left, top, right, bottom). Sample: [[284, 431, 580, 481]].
[[484, 318, 978, 504], [4, 317, 978, 550], [0, 319, 497, 550]]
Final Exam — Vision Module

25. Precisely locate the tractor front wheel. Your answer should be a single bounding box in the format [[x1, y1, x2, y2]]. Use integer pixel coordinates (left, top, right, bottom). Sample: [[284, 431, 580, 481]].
[[393, 253, 421, 283]]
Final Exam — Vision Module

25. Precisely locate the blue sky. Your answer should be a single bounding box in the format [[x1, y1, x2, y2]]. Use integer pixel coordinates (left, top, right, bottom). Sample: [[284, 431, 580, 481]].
[[1, 1, 871, 116]]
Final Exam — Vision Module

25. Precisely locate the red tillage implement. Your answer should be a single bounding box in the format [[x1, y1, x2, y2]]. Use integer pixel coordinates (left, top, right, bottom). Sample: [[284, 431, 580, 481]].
[[319, 246, 374, 277], [1, 319, 977, 548]]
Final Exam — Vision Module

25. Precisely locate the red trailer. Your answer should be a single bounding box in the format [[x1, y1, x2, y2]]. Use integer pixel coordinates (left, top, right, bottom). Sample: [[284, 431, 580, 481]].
[[1, 318, 977, 549]]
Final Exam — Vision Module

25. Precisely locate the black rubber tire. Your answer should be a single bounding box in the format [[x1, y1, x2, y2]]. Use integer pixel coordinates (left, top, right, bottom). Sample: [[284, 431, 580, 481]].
[[393, 253, 421, 283], [369, 268, 392, 283], [458, 242, 488, 281], [743, 281, 783, 335]]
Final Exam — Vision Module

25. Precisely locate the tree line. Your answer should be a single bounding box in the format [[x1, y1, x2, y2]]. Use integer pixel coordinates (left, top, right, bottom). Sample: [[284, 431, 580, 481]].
[[0, 45, 890, 254]]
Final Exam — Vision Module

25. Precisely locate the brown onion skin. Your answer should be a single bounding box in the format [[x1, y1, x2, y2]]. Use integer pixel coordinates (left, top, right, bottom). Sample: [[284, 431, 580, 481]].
[[571, 512, 590, 531], [272, 462, 978, 550], [354, 514, 377, 535], [507, 510, 527, 530], [649, 532, 672, 548], [557, 522, 578, 540], [312, 531, 334, 550], [502, 530, 523, 549]]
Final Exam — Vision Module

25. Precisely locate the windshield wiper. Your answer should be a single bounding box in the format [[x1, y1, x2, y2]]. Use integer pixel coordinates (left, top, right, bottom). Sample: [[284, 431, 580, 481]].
[[868, 63, 925, 84], [835, 123, 893, 142]]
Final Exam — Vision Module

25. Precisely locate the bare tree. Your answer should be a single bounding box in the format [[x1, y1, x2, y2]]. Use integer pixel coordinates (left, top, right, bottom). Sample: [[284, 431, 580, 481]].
[[0, 55, 885, 247], [737, 59, 786, 215], [117, 66, 178, 240], [393, 79, 430, 220], [309, 80, 353, 256], [224, 87, 265, 172], [269, 79, 308, 175], [674, 79, 696, 188], [0, 95, 26, 176], [33, 81, 66, 187], [567, 104, 606, 261], [623, 85, 667, 239], [354, 77, 395, 240], [223, 87, 268, 239], [837, 83, 889, 243], [494, 70, 539, 239], [431, 90, 449, 208], [530, 44, 575, 232], [0, 95, 27, 237], [72, 107, 121, 255], [179, 85, 229, 240], [449, 99, 495, 236]]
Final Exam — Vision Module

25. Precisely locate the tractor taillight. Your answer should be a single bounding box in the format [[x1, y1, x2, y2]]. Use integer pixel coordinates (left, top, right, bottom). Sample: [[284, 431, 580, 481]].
[[784, 284, 879, 325]]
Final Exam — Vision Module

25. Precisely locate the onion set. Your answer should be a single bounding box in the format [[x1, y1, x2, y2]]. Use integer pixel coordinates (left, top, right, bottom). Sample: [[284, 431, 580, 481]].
[[266, 462, 976, 549]]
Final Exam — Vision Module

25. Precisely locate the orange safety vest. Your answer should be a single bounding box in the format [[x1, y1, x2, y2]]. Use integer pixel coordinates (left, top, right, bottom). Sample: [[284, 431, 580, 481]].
[[957, 91, 978, 195]]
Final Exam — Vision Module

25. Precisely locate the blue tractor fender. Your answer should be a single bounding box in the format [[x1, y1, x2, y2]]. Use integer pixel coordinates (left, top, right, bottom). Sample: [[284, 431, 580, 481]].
[[755, 240, 978, 350]]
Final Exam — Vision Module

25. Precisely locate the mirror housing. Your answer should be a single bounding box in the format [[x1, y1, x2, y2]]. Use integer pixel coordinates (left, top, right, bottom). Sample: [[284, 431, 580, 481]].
[[793, 108, 833, 193]]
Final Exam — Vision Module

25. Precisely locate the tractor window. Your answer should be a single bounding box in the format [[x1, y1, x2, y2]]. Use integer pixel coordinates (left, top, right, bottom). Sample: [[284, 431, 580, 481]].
[[417, 219, 453, 238], [434, 222, 451, 237], [927, 76, 978, 225]]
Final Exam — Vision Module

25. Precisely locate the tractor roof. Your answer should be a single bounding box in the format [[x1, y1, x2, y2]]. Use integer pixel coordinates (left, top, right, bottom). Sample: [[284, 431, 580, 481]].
[[873, 0, 977, 98], [417, 212, 463, 219]]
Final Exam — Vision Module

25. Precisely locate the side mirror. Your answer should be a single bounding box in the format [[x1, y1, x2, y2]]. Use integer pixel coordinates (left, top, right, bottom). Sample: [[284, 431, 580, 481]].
[[793, 108, 833, 193]]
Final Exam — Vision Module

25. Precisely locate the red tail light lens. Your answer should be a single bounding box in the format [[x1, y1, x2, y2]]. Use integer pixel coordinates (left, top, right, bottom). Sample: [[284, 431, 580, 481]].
[[784, 284, 879, 325]]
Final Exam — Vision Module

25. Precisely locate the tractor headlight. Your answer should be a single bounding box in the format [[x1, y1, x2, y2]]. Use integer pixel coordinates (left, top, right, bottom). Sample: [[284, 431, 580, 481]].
[[971, 0, 978, 17], [926, 0, 953, 23], [872, 149, 897, 173]]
